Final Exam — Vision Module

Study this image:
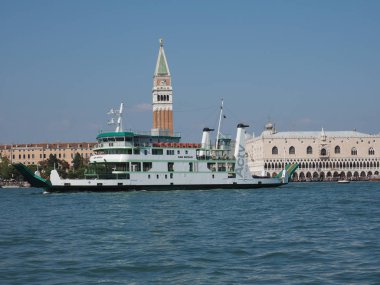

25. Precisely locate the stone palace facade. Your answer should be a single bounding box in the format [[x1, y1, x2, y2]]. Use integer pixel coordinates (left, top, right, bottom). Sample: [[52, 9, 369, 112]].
[[246, 123, 380, 181]]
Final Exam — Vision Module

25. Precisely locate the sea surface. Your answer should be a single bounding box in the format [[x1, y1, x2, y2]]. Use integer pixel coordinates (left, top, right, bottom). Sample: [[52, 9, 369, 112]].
[[1, 182, 380, 285]]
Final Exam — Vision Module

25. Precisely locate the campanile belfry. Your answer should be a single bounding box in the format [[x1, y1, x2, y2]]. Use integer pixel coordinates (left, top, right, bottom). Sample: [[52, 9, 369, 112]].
[[152, 38, 174, 136]]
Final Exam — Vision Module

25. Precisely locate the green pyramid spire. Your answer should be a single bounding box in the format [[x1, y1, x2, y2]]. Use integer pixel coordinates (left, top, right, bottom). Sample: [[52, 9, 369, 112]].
[[154, 38, 170, 76]]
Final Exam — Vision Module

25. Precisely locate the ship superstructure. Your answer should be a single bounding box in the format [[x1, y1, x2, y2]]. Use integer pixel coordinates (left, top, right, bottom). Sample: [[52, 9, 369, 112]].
[[45, 117, 292, 191]]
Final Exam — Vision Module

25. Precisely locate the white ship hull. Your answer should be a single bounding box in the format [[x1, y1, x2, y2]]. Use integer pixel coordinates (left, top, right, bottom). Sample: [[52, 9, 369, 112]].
[[47, 171, 286, 192]]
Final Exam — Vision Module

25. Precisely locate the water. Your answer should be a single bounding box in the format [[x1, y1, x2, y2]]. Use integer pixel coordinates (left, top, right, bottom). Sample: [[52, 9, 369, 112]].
[[1, 183, 380, 284]]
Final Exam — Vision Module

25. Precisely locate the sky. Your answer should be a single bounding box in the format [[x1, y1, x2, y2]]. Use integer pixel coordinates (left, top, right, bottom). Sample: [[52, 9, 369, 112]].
[[1, 0, 380, 144]]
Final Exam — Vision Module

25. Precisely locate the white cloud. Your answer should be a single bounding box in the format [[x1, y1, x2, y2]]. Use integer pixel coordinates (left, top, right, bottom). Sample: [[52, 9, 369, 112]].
[[131, 103, 151, 113]]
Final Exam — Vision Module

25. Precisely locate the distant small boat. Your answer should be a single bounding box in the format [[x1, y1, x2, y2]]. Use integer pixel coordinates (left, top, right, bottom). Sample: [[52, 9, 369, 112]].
[[1, 185, 20, 188], [368, 175, 380, 181], [337, 179, 350, 184]]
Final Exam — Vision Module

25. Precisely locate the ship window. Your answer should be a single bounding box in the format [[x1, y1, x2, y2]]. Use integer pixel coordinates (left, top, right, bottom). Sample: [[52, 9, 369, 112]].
[[170, 173, 173, 179], [165, 175, 167, 179], [227, 163, 235, 172], [131, 162, 141, 172], [189, 163, 193, 172], [212, 174, 215, 179], [152, 149, 163, 155], [144, 150, 148, 155], [148, 175, 151, 179], [177, 150, 180, 155], [133, 149, 140, 155], [185, 150, 188, 154], [218, 163, 226, 172], [168, 162, 174, 172], [156, 174, 159, 179], [143, 162, 152, 171], [207, 163, 216, 172]]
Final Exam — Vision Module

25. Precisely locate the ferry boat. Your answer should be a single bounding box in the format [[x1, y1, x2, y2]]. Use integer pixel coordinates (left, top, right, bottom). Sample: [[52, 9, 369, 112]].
[[15, 103, 298, 192]]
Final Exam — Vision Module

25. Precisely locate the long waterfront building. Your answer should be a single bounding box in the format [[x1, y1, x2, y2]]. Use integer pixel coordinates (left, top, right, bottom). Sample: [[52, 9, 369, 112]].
[[0, 142, 96, 167], [246, 123, 380, 181]]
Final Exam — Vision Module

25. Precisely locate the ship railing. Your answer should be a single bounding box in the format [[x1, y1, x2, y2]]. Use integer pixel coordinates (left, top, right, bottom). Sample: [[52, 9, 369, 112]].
[[132, 130, 182, 137], [93, 142, 134, 149]]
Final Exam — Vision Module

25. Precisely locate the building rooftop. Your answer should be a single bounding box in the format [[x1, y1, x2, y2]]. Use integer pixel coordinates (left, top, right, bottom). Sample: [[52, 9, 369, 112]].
[[260, 130, 375, 139]]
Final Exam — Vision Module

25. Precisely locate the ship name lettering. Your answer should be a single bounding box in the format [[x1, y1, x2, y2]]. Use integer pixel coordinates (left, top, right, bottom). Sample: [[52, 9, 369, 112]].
[[235, 145, 245, 178]]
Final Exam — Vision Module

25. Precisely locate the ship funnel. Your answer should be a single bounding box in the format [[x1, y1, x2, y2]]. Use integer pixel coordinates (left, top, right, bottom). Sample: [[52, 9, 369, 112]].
[[234, 123, 250, 179], [200, 128, 214, 156]]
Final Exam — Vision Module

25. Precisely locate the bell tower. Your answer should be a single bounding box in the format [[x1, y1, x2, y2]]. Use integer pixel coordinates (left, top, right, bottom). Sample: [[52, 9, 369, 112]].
[[152, 38, 173, 136]]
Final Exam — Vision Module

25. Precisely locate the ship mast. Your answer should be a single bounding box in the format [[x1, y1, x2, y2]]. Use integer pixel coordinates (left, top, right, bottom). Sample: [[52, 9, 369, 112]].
[[107, 102, 124, 132], [215, 99, 224, 149]]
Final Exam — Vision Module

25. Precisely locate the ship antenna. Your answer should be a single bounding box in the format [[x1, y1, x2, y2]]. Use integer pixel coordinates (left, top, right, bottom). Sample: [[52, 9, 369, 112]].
[[215, 98, 224, 149]]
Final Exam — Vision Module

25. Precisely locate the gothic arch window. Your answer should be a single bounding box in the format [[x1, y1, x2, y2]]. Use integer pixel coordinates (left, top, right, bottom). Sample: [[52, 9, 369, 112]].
[[335, 145, 341, 154], [351, 147, 357, 156], [289, 146, 295, 155], [320, 148, 327, 156], [306, 146, 312, 154], [369, 147, 375, 155], [272, 146, 278, 155]]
